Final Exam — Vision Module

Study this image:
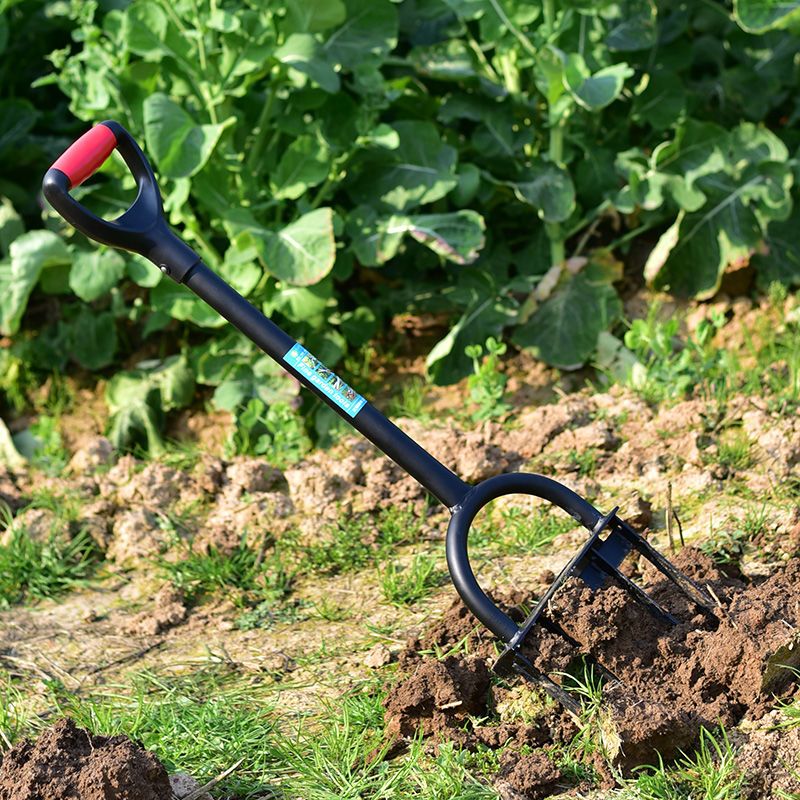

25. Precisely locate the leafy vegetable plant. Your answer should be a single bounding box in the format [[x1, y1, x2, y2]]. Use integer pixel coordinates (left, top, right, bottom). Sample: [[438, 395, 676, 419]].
[[0, 0, 798, 443]]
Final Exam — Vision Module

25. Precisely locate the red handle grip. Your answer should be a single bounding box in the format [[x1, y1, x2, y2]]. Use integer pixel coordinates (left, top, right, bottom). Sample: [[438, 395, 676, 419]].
[[50, 124, 118, 189]]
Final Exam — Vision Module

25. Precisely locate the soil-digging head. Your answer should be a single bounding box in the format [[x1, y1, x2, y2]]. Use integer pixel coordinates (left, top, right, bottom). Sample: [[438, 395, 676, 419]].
[[384, 548, 800, 796], [0, 719, 172, 800]]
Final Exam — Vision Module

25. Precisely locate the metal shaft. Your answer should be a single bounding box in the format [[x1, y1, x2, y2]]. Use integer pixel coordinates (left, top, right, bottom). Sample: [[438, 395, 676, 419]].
[[182, 262, 470, 509]]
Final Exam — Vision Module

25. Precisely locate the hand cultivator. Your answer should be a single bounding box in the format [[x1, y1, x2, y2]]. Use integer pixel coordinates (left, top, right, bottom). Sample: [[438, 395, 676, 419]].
[[44, 123, 716, 713]]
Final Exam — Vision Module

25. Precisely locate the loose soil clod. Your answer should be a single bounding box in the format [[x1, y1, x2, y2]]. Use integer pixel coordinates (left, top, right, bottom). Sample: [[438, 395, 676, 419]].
[[385, 549, 800, 796], [0, 719, 172, 800]]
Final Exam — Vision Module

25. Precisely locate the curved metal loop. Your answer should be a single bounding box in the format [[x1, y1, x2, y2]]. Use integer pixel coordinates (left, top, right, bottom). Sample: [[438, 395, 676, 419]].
[[445, 473, 602, 644]]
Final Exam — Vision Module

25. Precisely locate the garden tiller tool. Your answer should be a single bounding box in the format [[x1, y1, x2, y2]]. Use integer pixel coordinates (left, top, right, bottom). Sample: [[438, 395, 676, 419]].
[[43, 122, 716, 712]]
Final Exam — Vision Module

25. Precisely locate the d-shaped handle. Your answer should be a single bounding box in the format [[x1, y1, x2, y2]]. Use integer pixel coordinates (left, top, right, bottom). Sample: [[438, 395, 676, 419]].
[[42, 120, 199, 283]]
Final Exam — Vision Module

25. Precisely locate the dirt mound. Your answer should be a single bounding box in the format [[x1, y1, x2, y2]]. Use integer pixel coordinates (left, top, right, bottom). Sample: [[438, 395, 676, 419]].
[[0, 718, 172, 800], [384, 549, 800, 796], [384, 655, 491, 741]]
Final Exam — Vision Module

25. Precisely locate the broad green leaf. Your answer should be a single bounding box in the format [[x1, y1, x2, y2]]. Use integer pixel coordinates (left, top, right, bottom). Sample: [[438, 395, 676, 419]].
[[0, 14, 7, 56], [644, 187, 764, 298], [271, 135, 331, 200], [150, 355, 196, 410], [69, 249, 126, 302], [0, 197, 23, 256], [350, 208, 486, 266], [454, 164, 481, 206], [275, 33, 341, 93], [340, 306, 378, 347], [632, 72, 686, 130], [264, 279, 333, 325], [286, 0, 347, 32], [408, 40, 477, 80], [0, 416, 25, 470], [322, 0, 398, 68], [535, 46, 567, 109], [219, 239, 263, 297], [511, 163, 576, 223], [68, 308, 117, 370], [144, 93, 233, 178], [0, 99, 37, 158], [733, 0, 800, 31], [39, 264, 71, 295], [564, 55, 634, 110], [105, 356, 194, 454], [729, 121, 789, 164], [126, 255, 162, 288], [106, 381, 165, 455], [213, 359, 297, 412], [195, 332, 255, 386], [604, 0, 657, 51], [207, 9, 240, 32], [427, 287, 518, 384], [122, 1, 168, 59], [151, 279, 227, 327], [258, 208, 336, 286], [360, 124, 399, 150], [651, 121, 729, 210], [0, 231, 70, 335], [753, 206, 800, 288], [350, 121, 458, 212], [513, 263, 623, 369]]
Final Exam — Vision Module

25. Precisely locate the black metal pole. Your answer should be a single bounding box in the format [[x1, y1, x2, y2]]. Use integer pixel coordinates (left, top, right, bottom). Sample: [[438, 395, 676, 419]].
[[182, 262, 471, 509]]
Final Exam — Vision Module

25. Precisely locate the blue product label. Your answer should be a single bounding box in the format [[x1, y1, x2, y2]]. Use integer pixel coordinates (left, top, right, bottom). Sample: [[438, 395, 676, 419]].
[[283, 344, 367, 418]]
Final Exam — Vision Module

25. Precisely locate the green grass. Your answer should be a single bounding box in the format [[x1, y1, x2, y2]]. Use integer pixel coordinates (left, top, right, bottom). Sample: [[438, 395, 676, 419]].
[[158, 540, 292, 609], [472, 506, 575, 557], [568, 447, 598, 478], [0, 509, 99, 608], [298, 506, 424, 576], [0, 679, 26, 751], [37, 667, 499, 799], [775, 667, 800, 730], [388, 376, 429, 420], [716, 429, 753, 471], [700, 503, 769, 565], [622, 727, 745, 800], [379, 553, 444, 606], [278, 688, 498, 800], [47, 666, 282, 796]]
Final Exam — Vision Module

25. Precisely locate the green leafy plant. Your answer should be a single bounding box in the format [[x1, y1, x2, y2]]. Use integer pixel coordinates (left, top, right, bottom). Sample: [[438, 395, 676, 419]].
[[227, 398, 311, 467], [0, 0, 798, 431], [599, 303, 731, 404], [105, 355, 195, 455], [465, 336, 511, 421]]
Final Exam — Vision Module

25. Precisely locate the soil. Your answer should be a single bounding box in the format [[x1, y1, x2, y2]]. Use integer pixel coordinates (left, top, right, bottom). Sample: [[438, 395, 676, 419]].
[[3, 305, 800, 800], [0, 718, 172, 800], [384, 548, 800, 796]]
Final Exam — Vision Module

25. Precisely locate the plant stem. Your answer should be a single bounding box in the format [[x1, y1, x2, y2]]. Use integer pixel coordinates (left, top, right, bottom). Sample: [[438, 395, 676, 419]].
[[247, 87, 275, 172], [543, 0, 556, 37], [543, 0, 564, 267], [547, 121, 565, 266]]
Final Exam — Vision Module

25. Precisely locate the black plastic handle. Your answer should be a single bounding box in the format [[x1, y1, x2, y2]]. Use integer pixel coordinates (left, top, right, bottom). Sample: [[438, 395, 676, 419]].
[[42, 120, 199, 282]]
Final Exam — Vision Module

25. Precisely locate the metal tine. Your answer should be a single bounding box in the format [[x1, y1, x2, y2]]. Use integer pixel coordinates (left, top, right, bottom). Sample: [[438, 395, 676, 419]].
[[614, 518, 717, 615], [511, 653, 581, 715], [589, 550, 678, 625], [536, 615, 622, 686]]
